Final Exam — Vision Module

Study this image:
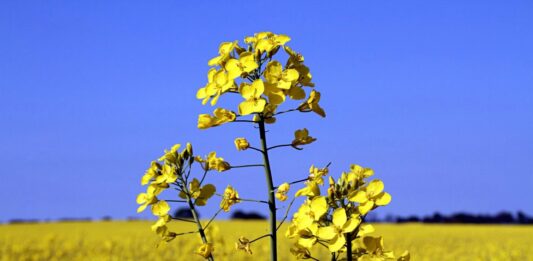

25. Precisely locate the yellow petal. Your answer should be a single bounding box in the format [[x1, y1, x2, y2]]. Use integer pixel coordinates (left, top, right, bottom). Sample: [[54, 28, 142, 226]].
[[200, 184, 216, 199], [288, 86, 306, 100], [136, 203, 148, 213], [310, 196, 327, 219], [239, 98, 266, 115], [375, 192, 392, 206], [328, 235, 346, 252], [332, 208, 347, 227], [367, 180, 384, 195], [297, 237, 317, 250], [251, 79, 264, 97], [358, 224, 375, 237], [317, 225, 337, 240], [283, 69, 299, 82], [358, 201, 374, 215], [136, 193, 147, 204], [349, 190, 368, 203], [342, 217, 361, 233]]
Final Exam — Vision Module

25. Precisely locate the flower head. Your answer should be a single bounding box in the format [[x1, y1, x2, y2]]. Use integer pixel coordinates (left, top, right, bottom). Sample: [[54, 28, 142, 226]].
[[234, 138, 250, 151], [195, 243, 214, 259], [308, 165, 329, 185], [179, 178, 216, 206], [316, 208, 361, 252], [349, 179, 392, 214], [292, 128, 317, 147], [225, 52, 258, 80], [220, 185, 241, 212], [151, 200, 170, 217], [275, 182, 290, 201], [298, 90, 325, 117], [208, 41, 238, 66], [238, 79, 266, 115], [235, 236, 253, 254]]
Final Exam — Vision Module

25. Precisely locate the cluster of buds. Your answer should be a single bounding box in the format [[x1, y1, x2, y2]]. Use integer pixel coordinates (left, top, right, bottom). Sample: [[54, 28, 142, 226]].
[[286, 164, 409, 260]]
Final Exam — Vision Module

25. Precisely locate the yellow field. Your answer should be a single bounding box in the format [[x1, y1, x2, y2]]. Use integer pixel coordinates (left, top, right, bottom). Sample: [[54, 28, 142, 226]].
[[1, 221, 532, 261]]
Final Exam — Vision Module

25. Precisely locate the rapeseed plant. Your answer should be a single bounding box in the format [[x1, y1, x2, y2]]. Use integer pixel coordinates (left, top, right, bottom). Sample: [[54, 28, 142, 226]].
[[136, 32, 409, 261]]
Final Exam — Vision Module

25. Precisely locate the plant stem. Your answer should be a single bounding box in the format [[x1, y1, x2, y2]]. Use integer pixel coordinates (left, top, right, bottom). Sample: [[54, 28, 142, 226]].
[[180, 178, 214, 261], [346, 232, 352, 261], [258, 118, 277, 261]]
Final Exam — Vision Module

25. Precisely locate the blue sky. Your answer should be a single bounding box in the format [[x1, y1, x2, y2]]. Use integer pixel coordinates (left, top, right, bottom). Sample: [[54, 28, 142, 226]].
[[1, 1, 532, 222]]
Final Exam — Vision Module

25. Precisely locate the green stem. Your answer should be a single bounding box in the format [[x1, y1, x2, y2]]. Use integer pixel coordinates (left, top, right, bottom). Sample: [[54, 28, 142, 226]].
[[258, 118, 277, 261], [180, 178, 214, 261], [346, 232, 352, 261]]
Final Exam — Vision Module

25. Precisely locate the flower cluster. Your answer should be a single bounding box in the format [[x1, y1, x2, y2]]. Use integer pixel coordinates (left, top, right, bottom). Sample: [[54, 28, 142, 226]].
[[138, 32, 407, 261], [136, 143, 232, 251], [136, 144, 189, 242], [286, 164, 409, 260], [196, 32, 325, 130]]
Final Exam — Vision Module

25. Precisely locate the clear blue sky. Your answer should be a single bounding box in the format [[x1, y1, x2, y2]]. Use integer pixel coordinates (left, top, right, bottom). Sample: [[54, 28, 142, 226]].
[[1, 1, 532, 222]]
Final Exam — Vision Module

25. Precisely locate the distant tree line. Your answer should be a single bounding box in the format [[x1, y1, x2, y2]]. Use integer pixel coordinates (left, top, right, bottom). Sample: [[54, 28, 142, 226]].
[[375, 211, 533, 224], [6, 210, 533, 224]]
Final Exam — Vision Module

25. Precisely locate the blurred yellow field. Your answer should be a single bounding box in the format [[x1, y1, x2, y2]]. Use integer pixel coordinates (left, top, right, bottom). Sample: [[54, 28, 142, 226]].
[[1, 221, 531, 261]]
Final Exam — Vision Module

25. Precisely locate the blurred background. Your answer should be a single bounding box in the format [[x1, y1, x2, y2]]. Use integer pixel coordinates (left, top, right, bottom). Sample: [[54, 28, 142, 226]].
[[1, 0, 532, 224]]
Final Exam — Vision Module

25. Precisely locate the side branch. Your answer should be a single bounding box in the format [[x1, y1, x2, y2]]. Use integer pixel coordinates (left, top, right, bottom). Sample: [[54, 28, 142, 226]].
[[172, 217, 196, 223], [230, 164, 264, 169], [249, 234, 271, 244], [267, 144, 303, 151], [276, 198, 297, 231], [203, 208, 224, 230]]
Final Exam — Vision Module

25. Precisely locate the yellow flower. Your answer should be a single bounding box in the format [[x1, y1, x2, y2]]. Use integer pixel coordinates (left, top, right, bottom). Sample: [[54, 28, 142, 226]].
[[284, 45, 314, 87], [213, 108, 237, 123], [264, 61, 299, 90], [195, 243, 214, 259], [179, 178, 216, 206], [295, 181, 321, 198], [298, 90, 325, 117], [244, 31, 274, 45], [208, 41, 237, 66], [198, 114, 216, 129], [235, 236, 252, 254], [136, 191, 157, 213], [238, 79, 266, 115], [200, 69, 237, 106], [225, 52, 258, 80], [205, 152, 230, 172], [290, 245, 312, 259], [197, 108, 236, 129], [284, 45, 304, 63], [234, 138, 250, 151], [153, 164, 178, 184], [256, 34, 291, 53], [317, 208, 361, 252], [220, 185, 240, 212], [349, 179, 392, 215], [349, 164, 374, 181], [158, 144, 181, 163], [196, 68, 217, 105], [151, 200, 170, 217], [308, 165, 329, 185], [291, 128, 317, 147], [141, 161, 161, 185], [293, 196, 327, 230], [359, 236, 395, 260], [275, 182, 290, 201], [151, 214, 171, 234]]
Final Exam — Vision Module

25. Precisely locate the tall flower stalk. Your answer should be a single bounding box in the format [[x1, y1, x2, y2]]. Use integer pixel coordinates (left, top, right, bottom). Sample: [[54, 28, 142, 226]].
[[258, 118, 278, 260], [136, 32, 409, 261]]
